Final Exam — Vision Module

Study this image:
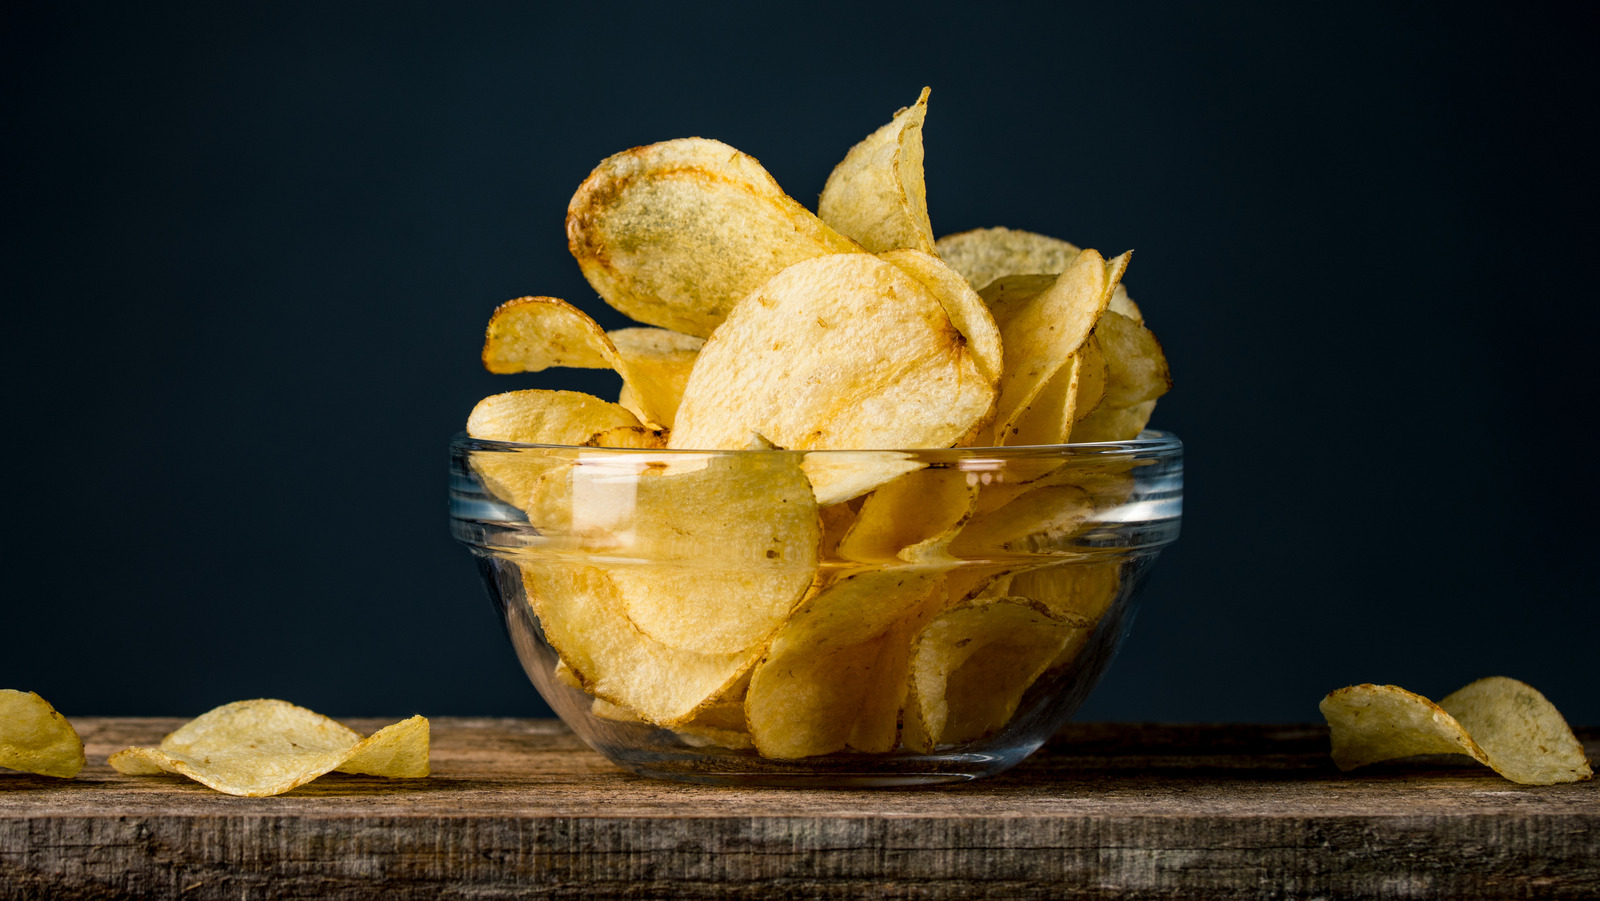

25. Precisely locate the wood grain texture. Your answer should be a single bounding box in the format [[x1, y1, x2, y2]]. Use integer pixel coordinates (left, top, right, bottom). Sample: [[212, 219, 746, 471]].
[[3, 720, 1595, 899]]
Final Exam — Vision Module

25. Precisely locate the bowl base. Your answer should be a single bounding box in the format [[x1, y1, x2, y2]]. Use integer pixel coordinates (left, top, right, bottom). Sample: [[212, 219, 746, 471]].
[[599, 743, 1032, 788]]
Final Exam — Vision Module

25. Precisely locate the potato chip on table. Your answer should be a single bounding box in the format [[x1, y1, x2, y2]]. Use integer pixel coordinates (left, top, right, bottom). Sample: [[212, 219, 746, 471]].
[[109, 699, 429, 797], [1, 689, 84, 778]]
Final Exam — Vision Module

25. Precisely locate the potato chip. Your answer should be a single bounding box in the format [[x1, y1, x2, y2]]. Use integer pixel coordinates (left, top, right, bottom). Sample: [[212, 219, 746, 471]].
[[949, 483, 1093, 558], [607, 327, 704, 428], [1070, 398, 1158, 443], [837, 467, 978, 564], [1009, 560, 1123, 668], [583, 426, 667, 449], [669, 253, 997, 461], [1439, 677, 1592, 785], [879, 249, 1004, 385], [848, 587, 949, 753], [567, 138, 862, 337], [935, 227, 1083, 294], [524, 564, 762, 726], [597, 451, 821, 655], [1320, 679, 1592, 785], [467, 389, 643, 446], [1109, 284, 1143, 322], [982, 250, 1128, 443], [818, 87, 935, 255], [1095, 310, 1171, 408], [109, 699, 428, 797], [907, 598, 1087, 748], [800, 451, 923, 507], [746, 569, 944, 757], [0, 689, 84, 778]]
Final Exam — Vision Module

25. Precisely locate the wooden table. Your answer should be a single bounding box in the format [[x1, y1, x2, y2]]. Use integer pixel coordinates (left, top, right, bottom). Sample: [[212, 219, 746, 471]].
[[3, 719, 1595, 899]]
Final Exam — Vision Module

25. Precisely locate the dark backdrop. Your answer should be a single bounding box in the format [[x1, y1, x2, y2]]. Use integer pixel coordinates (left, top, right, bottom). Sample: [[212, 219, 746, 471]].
[[4, 2, 1595, 724]]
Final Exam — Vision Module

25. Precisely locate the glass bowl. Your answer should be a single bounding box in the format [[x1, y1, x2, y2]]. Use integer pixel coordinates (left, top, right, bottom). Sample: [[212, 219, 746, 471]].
[[449, 433, 1182, 786]]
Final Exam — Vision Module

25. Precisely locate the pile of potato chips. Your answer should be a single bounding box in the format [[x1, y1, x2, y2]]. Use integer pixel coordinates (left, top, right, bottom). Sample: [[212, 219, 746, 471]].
[[1321, 677, 1591, 785], [465, 89, 1172, 758]]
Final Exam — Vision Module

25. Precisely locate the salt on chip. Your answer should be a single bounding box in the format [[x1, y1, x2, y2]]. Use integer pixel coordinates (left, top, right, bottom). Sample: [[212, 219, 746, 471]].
[[669, 253, 997, 464], [935, 227, 1082, 294], [0, 689, 84, 778], [907, 598, 1088, 749], [567, 137, 862, 337], [108, 699, 429, 797], [1319, 678, 1591, 785], [818, 87, 935, 255]]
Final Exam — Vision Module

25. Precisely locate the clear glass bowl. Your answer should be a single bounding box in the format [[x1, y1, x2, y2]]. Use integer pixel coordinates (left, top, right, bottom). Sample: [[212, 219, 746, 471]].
[[450, 433, 1182, 786]]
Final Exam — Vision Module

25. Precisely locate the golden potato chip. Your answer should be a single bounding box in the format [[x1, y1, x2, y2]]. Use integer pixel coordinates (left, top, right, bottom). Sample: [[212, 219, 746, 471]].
[[0, 689, 84, 778], [949, 483, 1093, 558], [1001, 354, 1083, 447], [837, 467, 978, 564], [567, 137, 862, 337], [1009, 560, 1122, 668], [109, 699, 429, 797], [847, 587, 949, 753], [908, 598, 1087, 748], [818, 87, 935, 255], [524, 564, 762, 726], [1095, 309, 1171, 408], [607, 327, 704, 428], [1070, 399, 1157, 443], [746, 570, 944, 758], [583, 426, 667, 449], [467, 389, 643, 446], [800, 451, 923, 507], [1109, 283, 1143, 322], [669, 253, 997, 460], [1320, 679, 1591, 785], [935, 227, 1082, 294], [481, 295, 615, 374], [982, 250, 1128, 443], [598, 451, 821, 655], [879, 249, 1004, 385]]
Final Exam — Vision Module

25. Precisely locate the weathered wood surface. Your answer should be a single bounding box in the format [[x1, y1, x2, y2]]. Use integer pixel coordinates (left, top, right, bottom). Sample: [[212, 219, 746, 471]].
[[2, 719, 1595, 900]]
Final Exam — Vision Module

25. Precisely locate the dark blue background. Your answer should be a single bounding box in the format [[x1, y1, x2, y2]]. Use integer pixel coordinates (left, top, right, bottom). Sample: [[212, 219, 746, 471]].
[[5, 2, 1595, 724]]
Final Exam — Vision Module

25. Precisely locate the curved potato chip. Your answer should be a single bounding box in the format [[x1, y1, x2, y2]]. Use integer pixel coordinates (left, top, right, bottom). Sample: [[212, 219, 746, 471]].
[[567, 138, 862, 337], [800, 451, 923, 507], [524, 564, 762, 726], [1109, 284, 1143, 322], [1439, 677, 1592, 785], [981, 250, 1123, 442], [879, 249, 1004, 385], [746, 569, 943, 758], [818, 87, 935, 254], [480, 298, 699, 428], [481, 296, 614, 374], [466, 390, 643, 513], [1095, 310, 1172, 408], [109, 700, 428, 797], [1, 689, 84, 778], [838, 467, 979, 563], [935, 227, 1082, 293], [670, 253, 997, 459], [1070, 399, 1158, 443], [583, 426, 667, 449], [908, 597, 1087, 748], [1320, 679, 1591, 785], [950, 483, 1093, 558], [598, 451, 821, 655]]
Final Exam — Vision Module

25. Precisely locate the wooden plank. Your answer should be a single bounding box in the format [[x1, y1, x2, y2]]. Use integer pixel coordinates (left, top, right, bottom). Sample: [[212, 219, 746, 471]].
[[2, 719, 1595, 899]]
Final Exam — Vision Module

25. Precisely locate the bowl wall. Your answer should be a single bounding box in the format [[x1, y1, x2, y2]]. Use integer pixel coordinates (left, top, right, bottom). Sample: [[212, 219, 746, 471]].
[[451, 436, 1182, 786]]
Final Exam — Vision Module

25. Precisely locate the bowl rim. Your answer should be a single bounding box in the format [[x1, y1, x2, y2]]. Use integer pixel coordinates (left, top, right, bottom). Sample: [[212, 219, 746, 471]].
[[451, 429, 1182, 457]]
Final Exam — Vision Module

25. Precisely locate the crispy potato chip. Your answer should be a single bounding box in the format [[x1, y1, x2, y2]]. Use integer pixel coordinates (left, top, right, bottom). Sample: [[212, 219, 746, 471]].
[[982, 250, 1127, 443], [1095, 310, 1171, 408], [670, 253, 997, 461], [1073, 335, 1110, 422], [1002, 354, 1082, 447], [1109, 284, 1142, 322], [879, 249, 1004, 385], [746, 569, 943, 758], [818, 87, 935, 255], [1009, 561, 1122, 669], [847, 587, 949, 753], [524, 564, 762, 725], [1320, 679, 1592, 785], [1070, 399, 1157, 443], [595, 451, 821, 655], [567, 138, 862, 337], [480, 298, 701, 428], [801, 451, 923, 507], [1440, 677, 1593, 785], [935, 227, 1082, 294], [908, 598, 1087, 748], [583, 426, 667, 449], [949, 483, 1093, 558], [607, 327, 704, 428], [481, 295, 615, 374], [838, 467, 978, 563], [467, 389, 643, 446], [109, 699, 428, 797], [0, 689, 84, 778]]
